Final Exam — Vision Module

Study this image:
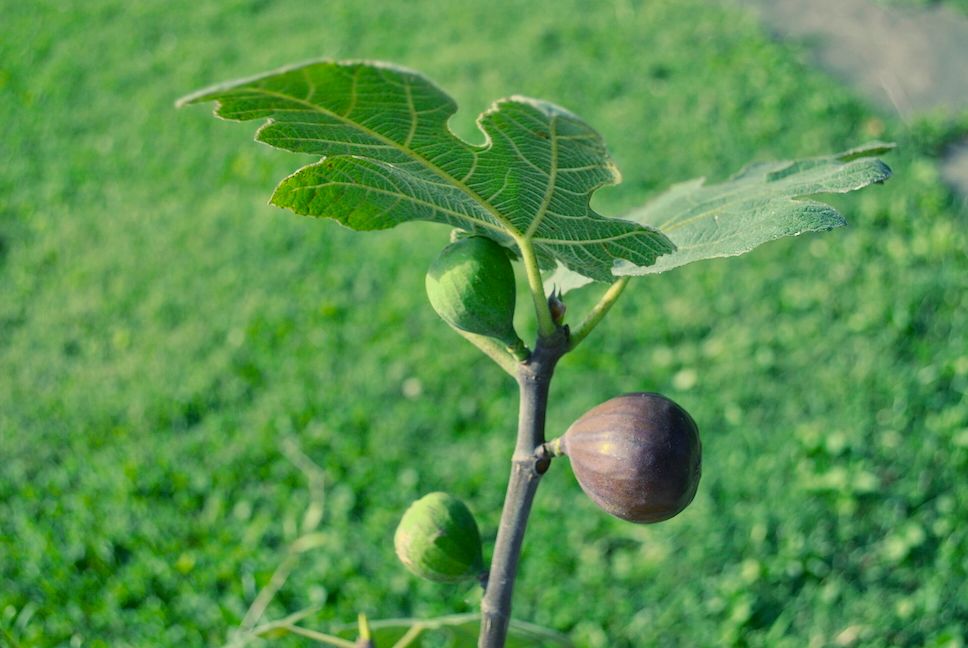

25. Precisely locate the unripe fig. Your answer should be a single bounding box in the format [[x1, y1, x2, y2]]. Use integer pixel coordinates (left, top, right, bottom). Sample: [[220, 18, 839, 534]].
[[425, 236, 522, 349], [562, 392, 701, 524], [394, 492, 485, 583]]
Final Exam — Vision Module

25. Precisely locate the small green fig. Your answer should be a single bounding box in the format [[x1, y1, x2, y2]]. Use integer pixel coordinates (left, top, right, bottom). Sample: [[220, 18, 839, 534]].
[[425, 236, 522, 349], [562, 392, 701, 524], [394, 492, 485, 584]]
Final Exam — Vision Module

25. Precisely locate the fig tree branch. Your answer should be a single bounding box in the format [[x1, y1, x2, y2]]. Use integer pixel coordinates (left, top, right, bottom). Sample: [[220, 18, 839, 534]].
[[479, 329, 567, 647]]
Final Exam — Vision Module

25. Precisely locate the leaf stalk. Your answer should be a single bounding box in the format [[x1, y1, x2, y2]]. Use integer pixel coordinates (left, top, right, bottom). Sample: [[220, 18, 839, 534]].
[[568, 276, 631, 351], [514, 237, 556, 339]]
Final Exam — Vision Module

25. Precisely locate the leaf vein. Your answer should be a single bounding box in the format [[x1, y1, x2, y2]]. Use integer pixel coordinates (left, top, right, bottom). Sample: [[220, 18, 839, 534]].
[[254, 87, 522, 237], [343, 67, 360, 118], [403, 79, 418, 149], [493, 126, 549, 178], [533, 228, 646, 247], [290, 179, 503, 234], [525, 116, 559, 239]]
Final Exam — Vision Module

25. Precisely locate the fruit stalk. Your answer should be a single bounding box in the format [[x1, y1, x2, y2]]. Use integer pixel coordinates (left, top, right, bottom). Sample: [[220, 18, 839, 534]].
[[479, 330, 567, 648]]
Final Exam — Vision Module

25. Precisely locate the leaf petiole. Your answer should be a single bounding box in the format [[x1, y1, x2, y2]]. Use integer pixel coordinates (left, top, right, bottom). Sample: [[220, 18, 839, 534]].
[[516, 237, 557, 339], [567, 276, 631, 351]]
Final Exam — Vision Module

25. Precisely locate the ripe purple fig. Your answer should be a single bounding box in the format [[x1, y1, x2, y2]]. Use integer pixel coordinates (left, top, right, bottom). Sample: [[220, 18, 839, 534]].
[[562, 392, 701, 524]]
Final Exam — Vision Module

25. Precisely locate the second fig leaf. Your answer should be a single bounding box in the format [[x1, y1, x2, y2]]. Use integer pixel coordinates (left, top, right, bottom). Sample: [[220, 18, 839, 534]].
[[547, 143, 893, 293]]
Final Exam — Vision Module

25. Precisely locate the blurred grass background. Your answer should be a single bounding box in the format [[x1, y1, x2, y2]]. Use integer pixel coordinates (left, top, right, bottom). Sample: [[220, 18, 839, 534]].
[[880, 0, 968, 12], [1, 0, 966, 646]]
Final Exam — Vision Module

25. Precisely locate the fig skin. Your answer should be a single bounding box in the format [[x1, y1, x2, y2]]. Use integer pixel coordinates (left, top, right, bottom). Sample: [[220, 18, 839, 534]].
[[394, 492, 485, 584], [425, 236, 521, 349], [563, 392, 701, 524]]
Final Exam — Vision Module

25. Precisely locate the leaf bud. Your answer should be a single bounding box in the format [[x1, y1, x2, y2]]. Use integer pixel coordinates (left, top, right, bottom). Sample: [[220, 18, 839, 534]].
[[548, 289, 566, 326]]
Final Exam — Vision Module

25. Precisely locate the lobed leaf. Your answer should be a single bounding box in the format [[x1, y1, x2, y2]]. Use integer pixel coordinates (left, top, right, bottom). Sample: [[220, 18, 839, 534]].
[[616, 142, 894, 275], [178, 59, 674, 282], [547, 143, 893, 293]]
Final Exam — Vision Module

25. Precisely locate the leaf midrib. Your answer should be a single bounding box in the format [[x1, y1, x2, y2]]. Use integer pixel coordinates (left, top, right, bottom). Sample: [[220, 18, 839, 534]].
[[533, 229, 654, 247], [288, 178, 507, 236], [525, 115, 559, 239], [255, 86, 523, 240]]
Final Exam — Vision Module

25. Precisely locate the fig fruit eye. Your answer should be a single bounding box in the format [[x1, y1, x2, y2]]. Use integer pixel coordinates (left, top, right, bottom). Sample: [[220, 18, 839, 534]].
[[562, 392, 701, 524], [425, 236, 522, 349], [394, 492, 485, 584]]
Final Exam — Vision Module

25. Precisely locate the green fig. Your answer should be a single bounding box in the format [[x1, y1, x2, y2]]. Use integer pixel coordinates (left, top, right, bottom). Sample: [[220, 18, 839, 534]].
[[562, 392, 701, 524], [394, 492, 485, 584], [425, 236, 522, 350]]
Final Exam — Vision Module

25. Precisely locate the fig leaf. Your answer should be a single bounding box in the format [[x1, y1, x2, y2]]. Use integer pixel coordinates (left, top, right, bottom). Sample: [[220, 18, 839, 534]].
[[178, 60, 674, 283], [547, 143, 893, 293]]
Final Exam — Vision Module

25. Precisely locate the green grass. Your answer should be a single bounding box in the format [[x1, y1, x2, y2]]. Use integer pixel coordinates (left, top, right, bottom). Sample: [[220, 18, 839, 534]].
[[2, 1, 966, 646]]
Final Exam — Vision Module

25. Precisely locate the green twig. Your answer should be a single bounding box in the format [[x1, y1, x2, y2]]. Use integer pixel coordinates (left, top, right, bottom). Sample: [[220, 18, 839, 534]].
[[240, 553, 300, 632], [392, 623, 426, 647], [284, 625, 358, 648], [567, 276, 631, 351]]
